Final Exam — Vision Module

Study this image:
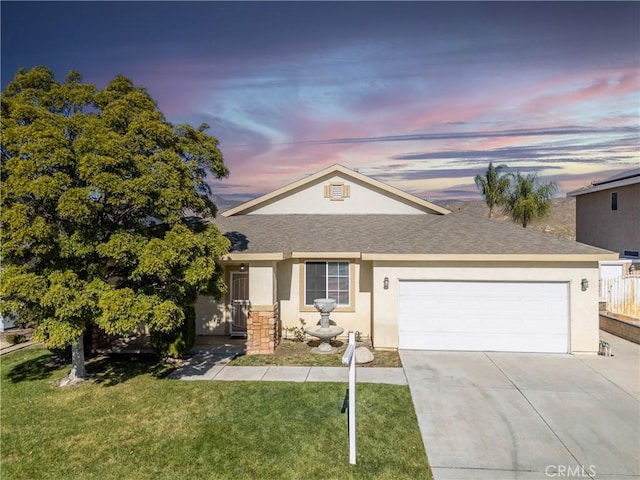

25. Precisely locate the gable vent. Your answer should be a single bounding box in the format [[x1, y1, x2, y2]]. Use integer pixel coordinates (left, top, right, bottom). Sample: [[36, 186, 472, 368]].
[[324, 183, 350, 200]]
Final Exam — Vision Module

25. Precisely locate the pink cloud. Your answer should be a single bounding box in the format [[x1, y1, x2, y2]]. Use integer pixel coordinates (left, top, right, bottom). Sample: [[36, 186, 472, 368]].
[[470, 135, 540, 153], [519, 68, 639, 117]]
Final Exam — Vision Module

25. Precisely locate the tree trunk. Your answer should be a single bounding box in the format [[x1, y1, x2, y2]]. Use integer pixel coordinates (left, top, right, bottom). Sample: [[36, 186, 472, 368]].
[[69, 335, 88, 381]]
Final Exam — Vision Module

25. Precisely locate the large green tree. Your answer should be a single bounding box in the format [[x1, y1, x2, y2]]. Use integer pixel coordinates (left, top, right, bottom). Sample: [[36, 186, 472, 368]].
[[474, 162, 510, 218], [1, 67, 230, 383], [504, 172, 557, 228]]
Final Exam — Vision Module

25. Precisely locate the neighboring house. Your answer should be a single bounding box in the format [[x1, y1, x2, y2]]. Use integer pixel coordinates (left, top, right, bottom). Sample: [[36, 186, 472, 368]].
[[567, 168, 640, 260], [0, 314, 17, 333], [197, 164, 616, 354]]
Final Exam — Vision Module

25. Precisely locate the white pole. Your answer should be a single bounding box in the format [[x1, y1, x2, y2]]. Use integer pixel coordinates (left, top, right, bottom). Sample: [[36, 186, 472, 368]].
[[349, 333, 356, 465], [342, 331, 357, 464]]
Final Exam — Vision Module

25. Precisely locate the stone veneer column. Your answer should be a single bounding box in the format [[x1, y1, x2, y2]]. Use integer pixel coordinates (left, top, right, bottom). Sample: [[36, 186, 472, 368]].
[[246, 304, 280, 355]]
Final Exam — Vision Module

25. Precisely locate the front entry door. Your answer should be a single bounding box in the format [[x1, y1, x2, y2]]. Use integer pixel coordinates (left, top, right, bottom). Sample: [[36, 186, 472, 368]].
[[230, 271, 249, 337]]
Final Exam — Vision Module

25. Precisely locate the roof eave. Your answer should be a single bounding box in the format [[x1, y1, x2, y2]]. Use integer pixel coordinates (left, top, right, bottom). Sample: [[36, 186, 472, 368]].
[[220, 252, 619, 262], [220, 253, 286, 261], [290, 251, 361, 259], [567, 175, 640, 197], [361, 253, 619, 262]]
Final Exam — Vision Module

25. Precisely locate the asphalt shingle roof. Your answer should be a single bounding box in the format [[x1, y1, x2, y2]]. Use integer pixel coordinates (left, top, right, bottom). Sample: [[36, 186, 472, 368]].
[[214, 212, 612, 256]]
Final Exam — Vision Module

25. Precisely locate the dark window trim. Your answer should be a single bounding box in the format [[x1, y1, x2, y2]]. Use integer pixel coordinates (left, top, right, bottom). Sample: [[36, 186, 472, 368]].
[[611, 191, 618, 211]]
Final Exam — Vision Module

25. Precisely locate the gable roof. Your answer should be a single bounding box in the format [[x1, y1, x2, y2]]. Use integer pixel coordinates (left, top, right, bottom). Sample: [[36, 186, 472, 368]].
[[567, 168, 640, 197], [222, 164, 450, 217], [214, 211, 617, 262]]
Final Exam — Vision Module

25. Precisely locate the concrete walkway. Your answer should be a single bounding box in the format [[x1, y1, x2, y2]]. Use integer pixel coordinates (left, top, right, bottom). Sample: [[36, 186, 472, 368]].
[[167, 345, 407, 385], [0, 340, 38, 356], [401, 331, 640, 480]]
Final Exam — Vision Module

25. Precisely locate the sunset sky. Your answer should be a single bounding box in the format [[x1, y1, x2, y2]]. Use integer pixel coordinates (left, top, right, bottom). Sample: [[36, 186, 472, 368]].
[[2, 1, 639, 201]]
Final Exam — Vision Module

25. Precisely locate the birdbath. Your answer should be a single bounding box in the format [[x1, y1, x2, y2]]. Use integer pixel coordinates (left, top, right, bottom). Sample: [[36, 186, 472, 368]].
[[304, 298, 344, 354]]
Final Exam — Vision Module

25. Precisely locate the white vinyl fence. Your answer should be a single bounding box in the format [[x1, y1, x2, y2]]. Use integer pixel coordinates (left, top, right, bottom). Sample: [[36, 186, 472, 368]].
[[600, 273, 640, 319]]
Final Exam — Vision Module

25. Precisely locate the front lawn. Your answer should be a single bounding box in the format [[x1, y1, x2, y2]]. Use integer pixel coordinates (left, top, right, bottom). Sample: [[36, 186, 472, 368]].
[[1, 348, 431, 480]]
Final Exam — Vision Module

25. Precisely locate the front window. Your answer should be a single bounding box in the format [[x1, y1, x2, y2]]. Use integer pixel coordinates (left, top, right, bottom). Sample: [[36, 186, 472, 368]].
[[305, 261, 350, 306]]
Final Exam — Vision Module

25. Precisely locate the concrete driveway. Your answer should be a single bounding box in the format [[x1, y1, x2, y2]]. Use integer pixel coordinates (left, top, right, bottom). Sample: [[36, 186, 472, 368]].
[[400, 331, 640, 479]]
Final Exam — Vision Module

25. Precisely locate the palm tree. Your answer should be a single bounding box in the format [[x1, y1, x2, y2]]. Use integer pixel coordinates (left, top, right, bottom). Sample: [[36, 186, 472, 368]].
[[505, 172, 557, 228], [474, 162, 510, 218]]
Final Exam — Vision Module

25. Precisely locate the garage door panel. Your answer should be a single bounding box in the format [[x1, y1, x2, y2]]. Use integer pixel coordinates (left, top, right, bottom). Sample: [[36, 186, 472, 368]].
[[398, 281, 569, 353], [399, 332, 568, 353], [399, 304, 567, 335], [399, 314, 566, 336]]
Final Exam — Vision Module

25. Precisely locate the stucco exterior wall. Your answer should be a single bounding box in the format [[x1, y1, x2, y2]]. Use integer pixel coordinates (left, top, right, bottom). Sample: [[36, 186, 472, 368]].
[[277, 259, 373, 338], [248, 261, 277, 306], [371, 261, 601, 354], [195, 295, 227, 335], [247, 174, 427, 215], [575, 183, 640, 255]]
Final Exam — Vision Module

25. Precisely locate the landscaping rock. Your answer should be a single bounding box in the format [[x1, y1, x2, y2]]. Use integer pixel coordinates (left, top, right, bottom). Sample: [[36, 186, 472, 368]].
[[355, 346, 374, 364]]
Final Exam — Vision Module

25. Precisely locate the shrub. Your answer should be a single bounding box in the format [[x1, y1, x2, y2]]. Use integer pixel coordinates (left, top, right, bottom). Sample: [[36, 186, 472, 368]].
[[150, 306, 196, 358], [285, 318, 307, 342], [7, 334, 27, 345]]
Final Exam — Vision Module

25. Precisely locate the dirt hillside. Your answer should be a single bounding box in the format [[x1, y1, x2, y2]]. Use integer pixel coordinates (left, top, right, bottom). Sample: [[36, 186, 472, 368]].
[[436, 198, 577, 241]]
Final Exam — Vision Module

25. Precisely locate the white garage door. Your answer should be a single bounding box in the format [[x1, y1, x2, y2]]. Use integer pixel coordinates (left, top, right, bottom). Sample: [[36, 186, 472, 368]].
[[398, 281, 569, 353]]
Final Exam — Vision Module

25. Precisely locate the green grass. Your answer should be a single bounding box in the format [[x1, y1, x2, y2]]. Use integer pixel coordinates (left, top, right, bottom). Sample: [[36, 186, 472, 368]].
[[1, 348, 431, 480]]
